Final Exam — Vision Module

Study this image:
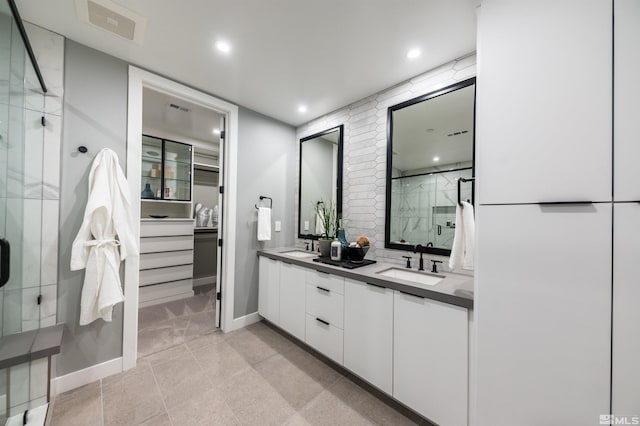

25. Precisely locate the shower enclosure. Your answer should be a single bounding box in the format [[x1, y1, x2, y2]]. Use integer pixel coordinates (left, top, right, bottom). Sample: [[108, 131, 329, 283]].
[[0, 0, 60, 422]]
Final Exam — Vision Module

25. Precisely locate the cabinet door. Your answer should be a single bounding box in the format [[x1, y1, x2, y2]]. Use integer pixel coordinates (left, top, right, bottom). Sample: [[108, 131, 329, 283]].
[[258, 257, 279, 324], [614, 0, 640, 201], [612, 203, 640, 413], [476, 0, 612, 204], [279, 263, 306, 341], [344, 279, 393, 395], [475, 204, 611, 425], [394, 291, 468, 426]]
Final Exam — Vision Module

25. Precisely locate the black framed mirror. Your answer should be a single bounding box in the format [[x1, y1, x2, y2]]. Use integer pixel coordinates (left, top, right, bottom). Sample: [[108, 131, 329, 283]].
[[385, 78, 476, 255], [298, 125, 344, 239]]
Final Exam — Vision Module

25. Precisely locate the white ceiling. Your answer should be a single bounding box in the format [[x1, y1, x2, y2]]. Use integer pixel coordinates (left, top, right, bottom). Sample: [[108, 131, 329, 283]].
[[142, 87, 222, 152], [392, 83, 474, 173], [17, 0, 477, 127]]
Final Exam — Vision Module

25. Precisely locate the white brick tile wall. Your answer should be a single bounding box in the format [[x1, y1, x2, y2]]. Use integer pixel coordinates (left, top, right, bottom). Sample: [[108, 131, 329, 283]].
[[296, 53, 476, 269]]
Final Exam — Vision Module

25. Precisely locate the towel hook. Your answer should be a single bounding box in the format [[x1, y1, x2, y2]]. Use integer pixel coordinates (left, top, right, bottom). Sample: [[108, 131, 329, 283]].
[[457, 177, 475, 206], [255, 195, 273, 210], [78, 146, 88, 154]]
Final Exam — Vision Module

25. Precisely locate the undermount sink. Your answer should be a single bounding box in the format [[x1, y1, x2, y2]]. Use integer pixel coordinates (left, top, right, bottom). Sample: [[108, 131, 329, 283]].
[[281, 250, 317, 259], [376, 268, 445, 287]]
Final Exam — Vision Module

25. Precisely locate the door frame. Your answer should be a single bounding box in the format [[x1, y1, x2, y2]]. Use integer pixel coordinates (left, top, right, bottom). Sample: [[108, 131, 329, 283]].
[[123, 66, 239, 370]]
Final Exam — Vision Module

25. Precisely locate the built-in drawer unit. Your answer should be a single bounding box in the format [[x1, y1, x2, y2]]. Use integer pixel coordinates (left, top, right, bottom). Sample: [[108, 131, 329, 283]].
[[140, 220, 194, 237], [306, 269, 344, 294], [305, 313, 344, 365], [304, 269, 344, 364], [139, 219, 195, 306], [140, 235, 194, 253], [140, 250, 194, 270], [305, 283, 344, 329]]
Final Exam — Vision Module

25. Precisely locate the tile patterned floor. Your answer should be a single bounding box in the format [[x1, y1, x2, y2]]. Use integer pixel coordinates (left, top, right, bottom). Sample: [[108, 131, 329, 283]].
[[49, 293, 426, 426]]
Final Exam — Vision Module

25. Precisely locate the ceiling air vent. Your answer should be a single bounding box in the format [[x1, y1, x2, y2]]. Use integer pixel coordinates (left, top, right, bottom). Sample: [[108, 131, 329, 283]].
[[75, 0, 147, 44]]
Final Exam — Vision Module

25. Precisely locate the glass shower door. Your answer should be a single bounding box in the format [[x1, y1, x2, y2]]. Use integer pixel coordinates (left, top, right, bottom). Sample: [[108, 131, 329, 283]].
[[0, 2, 48, 421]]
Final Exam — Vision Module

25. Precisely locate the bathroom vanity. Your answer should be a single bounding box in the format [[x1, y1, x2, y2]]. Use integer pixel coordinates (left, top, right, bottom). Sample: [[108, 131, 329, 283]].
[[257, 248, 473, 426]]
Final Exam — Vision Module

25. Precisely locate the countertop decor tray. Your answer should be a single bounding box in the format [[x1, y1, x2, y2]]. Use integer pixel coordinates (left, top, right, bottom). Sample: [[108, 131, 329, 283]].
[[313, 257, 377, 269]]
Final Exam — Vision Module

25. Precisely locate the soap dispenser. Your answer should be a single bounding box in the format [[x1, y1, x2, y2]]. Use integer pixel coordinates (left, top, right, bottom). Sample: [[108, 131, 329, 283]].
[[330, 240, 342, 261]]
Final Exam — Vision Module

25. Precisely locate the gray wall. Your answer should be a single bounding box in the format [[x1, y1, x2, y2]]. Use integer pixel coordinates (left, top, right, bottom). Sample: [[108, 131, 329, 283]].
[[233, 107, 296, 318], [57, 40, 128, 375]]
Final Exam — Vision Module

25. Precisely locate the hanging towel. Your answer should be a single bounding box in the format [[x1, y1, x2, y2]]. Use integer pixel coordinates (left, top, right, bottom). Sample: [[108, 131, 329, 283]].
[[449, 201, 475, 271], [257, 206, 272, 241], [315, 212, 325, 236], [71, 148, 138, 326]]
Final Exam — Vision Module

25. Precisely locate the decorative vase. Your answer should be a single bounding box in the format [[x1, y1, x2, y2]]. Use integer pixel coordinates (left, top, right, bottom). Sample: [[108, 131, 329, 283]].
[[318, 239, 332, 257], [141, 183, 154, 199]]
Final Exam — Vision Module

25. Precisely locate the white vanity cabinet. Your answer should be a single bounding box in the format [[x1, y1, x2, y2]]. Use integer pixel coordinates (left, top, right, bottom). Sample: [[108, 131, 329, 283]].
[[278, 262, 306, 341], [258, 256, 280, 324], [476, 0, 612, 204], [343, 279, 393, 395], [305, 270, 344, 365], [612, 203, 640, 414], [614, 0, 640, 201], [394, 290, 468, 426]]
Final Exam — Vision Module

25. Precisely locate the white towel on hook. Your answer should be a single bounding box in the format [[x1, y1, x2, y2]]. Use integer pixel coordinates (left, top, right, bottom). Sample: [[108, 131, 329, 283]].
[[449, 201, 475, 271], [257, 207, 272, 241]]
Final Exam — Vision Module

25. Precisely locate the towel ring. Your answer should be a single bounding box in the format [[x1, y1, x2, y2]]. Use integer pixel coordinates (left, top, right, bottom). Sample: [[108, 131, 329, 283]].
[[457, 177, 475, 206], [255, 195, 273, 210]]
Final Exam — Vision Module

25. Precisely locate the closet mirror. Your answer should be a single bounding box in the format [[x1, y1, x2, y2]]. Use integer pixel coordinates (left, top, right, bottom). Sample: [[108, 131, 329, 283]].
[[298, 125, 343, 239], [385, 78, 475, 255]]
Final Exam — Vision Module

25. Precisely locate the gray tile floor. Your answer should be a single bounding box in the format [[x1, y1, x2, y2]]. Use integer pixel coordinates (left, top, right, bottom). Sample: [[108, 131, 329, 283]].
[[49, 292, 425, 426]]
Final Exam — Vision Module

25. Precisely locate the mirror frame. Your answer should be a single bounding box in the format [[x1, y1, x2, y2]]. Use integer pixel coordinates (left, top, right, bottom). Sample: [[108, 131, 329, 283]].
[[298, 125, 344, 240], [384, 77, 476, 256]]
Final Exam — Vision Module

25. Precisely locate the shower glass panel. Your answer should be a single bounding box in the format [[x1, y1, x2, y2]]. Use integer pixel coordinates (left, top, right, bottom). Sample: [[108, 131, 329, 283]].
[[0, 1, 48, 421]]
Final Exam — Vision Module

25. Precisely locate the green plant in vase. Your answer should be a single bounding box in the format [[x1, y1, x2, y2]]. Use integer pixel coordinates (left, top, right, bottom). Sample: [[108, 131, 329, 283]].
[[314, 201, 339, 257]]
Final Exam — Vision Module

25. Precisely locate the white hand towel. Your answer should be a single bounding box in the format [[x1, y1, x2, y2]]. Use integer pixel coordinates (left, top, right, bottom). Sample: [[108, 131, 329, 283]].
[[257, 207, 272, 241], [461, 201, 475, 270], [315, 212, 325, 235], [449, 201, 475, 271]]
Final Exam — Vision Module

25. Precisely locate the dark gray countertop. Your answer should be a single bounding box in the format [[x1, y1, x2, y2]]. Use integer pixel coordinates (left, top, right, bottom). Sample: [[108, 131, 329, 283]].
[[258, 248, 474, 309]]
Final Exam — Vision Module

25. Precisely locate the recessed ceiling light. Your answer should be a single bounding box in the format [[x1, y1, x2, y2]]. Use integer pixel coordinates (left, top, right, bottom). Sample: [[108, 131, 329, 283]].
[[433, 156, 440, 162], [212, 128, 221, 135], [216, 41, 231, 53], [406, 48, 421, 59], [298, 105, 308, 113]]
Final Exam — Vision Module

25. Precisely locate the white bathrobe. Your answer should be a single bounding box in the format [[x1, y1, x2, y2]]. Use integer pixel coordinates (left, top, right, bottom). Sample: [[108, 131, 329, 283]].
[[71, 148, 138, 325]]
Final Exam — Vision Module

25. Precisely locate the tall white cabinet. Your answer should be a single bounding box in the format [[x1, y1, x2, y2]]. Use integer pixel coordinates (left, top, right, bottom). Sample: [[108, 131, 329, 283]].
[[613, 0, 640, 201], [476, 0, 612, 205], [476, 204, 611, 424], [475, 1, 616, 424], [611, 0, 640, 416]]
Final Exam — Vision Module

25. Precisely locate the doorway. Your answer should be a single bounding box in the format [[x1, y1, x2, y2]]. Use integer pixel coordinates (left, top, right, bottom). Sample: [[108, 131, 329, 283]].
[[135, 87, 224, 357], [124, 67, 239, 370]]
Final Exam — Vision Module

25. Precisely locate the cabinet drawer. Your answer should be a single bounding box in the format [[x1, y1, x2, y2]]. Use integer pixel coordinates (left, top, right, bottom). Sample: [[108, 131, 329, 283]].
[[140, 250, 193, 270], [140, 264, 193, 286], [140, 235, 194, 254], [305, 314, 343, 365], [139, 279, 193, 307], [140, 220, 194, 237], [306, 283, 344, 329], [306, 270, 344, 294]]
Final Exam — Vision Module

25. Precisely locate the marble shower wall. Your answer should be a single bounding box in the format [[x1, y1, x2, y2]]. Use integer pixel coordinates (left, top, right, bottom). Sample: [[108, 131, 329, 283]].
[[390, 167, 472, 249], [0, 20, 63, 416], [295, 54, 476, 268]]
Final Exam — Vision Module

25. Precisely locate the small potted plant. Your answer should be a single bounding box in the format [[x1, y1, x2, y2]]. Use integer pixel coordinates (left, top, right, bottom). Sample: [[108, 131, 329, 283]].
[[314, 201, 339, 257]]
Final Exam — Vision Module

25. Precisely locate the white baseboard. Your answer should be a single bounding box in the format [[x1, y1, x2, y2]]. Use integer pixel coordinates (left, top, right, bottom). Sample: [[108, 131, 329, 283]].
[[227, 311, 261, 332], [51, 357, 122, 397]]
